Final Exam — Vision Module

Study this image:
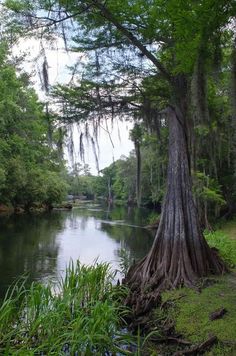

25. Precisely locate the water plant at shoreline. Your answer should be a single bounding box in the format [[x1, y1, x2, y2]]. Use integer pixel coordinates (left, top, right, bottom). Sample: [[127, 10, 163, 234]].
[[0, 261, 134, 355], [1, 228, 236, 355]]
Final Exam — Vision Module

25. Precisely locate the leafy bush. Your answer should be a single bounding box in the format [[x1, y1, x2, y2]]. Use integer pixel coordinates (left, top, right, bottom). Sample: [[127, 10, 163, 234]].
[[44, 171, 68, 205], [147, 211, 160, 225], [204, 230, 236, 267]]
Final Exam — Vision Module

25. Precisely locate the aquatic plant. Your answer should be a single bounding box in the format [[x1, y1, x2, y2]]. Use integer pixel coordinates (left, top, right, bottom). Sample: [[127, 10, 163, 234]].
[[0, 261, 134, 355]]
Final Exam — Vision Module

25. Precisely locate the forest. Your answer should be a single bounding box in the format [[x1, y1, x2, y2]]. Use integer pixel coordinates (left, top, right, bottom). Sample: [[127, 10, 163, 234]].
[[0, 0, 236, 354]]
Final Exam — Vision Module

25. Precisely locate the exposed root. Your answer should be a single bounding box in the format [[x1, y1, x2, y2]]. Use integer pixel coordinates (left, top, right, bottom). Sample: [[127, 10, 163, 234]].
[[124, 241, 226, 301], [123, 230, 227, 319], [166, 337, 192, 346], [173, 335, 217, 355], [124, 284, 161, 331]]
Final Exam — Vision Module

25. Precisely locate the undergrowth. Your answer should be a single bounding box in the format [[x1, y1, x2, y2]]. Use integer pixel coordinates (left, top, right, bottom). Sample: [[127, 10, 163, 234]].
[[154, 229, 236, 355], [146, 212, 160, 225], [204, 230, 236, 267], [0, 261, 135, 355], [161, 271, 236, 355]]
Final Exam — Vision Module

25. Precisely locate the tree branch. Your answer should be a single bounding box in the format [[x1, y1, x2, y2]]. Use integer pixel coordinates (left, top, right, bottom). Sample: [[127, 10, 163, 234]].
[[26, 5, 92, 29], [89, 0, 173, 84]]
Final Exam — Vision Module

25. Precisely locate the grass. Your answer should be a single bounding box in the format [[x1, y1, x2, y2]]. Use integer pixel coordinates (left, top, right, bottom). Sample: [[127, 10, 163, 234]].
[[161, 271, 236, 355], [205, 230, 236, 267], [0, 261, 135, 355], [217, 218, 236, 240], [155, 227, 236, 355]]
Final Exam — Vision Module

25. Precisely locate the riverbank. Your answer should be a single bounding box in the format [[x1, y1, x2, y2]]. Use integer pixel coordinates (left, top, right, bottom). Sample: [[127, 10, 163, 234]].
[[138, 227, 236, 355], [0, 262, 136, 355], [0, 202, 74, 215], [0, 216, 235, 355]]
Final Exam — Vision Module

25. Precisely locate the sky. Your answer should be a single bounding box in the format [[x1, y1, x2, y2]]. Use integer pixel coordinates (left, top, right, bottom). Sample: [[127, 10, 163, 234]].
[[70, 120, 133, 174], [13, 37, 134, 174]]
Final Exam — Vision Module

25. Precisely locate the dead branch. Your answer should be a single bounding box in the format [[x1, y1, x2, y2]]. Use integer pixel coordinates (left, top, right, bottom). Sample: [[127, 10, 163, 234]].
[[173, 335, 217, 355]]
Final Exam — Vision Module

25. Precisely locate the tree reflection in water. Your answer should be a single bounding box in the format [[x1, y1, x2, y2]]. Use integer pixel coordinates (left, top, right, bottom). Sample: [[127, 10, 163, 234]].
[[0, 213, 64, 298], [0, 205, 154, 298]]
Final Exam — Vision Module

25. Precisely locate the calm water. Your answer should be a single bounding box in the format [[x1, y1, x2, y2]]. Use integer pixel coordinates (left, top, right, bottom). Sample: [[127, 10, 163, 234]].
[[0, 203, 155, 298]]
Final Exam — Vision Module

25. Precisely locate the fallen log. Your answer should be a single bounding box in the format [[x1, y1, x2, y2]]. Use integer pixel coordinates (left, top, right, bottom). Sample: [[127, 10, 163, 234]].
[[173, 335, 217, 355]]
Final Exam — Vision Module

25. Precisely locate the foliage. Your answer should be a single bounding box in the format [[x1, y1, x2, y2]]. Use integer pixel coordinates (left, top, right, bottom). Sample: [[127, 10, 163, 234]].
[[0, 261, 134, 355], [194, 173, 225, 206], [3, 0, 235, 221], [146, 211, 160, 226], [205, 230, 236, 268], [0, 43, 67, 208], [66, 164, 105, 200], [118, 248, 132, 277], [90, 129, 167, 207]]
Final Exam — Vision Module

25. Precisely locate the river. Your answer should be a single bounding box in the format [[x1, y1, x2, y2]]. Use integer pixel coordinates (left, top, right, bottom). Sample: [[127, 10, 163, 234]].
[[0, 203, 155, 298]]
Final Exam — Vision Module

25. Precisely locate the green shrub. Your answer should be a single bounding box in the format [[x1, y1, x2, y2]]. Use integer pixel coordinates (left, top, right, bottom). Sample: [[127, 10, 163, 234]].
[[147, 211, 160, 225], [204, 230, 236, 267]]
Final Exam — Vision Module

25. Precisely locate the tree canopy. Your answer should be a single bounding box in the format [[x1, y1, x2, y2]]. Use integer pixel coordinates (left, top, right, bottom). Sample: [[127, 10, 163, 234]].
[[0, 43, 68, 210]]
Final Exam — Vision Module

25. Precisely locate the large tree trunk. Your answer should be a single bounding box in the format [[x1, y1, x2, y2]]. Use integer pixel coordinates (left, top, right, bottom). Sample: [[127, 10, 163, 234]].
[[125, 106, 226, 294]]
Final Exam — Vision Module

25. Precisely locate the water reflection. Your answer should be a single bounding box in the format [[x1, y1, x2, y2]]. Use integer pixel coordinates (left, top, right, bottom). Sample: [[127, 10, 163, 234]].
[[0, 205, 155, 298], [100, 223, 154, 261], [0, 213, 65, 297]]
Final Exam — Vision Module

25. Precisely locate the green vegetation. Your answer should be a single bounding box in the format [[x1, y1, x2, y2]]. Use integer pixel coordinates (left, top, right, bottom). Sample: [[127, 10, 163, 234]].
[[0, 261, 133, 355], [205, 230, 236, 268], [146, 212, 160, 226], [0, 44, 68, 211], [0, 0, 236, 352], [161, 272, 236, 355], [0, 222, 236, 355], [66, 164, 103, 200], [145, 228, 236, 355], [217, 218, 236, 241]]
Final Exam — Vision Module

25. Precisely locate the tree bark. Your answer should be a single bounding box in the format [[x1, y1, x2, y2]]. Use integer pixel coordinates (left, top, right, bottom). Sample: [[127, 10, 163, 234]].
[[125, 105, 225, 292]]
